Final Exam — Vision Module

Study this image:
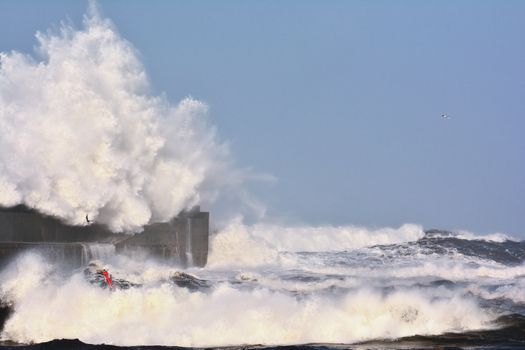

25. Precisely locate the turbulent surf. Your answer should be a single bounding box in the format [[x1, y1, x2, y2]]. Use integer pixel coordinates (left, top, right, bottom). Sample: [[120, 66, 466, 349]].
[[1, 223, 524, 349]]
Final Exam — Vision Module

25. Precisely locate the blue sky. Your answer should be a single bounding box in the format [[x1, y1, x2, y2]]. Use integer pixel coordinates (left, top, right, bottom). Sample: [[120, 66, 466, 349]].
[[0, 1, 524, 236]]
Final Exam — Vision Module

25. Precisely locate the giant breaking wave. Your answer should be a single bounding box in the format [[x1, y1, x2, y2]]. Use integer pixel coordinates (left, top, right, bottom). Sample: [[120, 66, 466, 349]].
[[0, 7, 255, 232]]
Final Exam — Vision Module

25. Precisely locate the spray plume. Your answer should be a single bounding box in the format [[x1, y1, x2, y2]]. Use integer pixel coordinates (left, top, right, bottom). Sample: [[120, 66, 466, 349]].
[[0, 8, 253, 232]]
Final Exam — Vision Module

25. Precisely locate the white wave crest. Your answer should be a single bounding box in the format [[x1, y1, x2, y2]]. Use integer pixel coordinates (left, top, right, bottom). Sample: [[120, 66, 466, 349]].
[[208, 219, 424, 268]]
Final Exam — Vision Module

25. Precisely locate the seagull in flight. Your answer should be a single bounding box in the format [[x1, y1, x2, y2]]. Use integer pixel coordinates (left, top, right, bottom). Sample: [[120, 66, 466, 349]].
[[441, 113, 452, 120]]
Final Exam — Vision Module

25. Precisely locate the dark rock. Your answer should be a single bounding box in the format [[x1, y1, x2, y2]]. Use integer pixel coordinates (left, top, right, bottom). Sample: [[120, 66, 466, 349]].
[[170, 271, 211, 291]]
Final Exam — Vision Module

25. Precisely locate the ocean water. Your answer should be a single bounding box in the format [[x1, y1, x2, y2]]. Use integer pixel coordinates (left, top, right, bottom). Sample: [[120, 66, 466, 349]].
[[1, 223, 524, 350]]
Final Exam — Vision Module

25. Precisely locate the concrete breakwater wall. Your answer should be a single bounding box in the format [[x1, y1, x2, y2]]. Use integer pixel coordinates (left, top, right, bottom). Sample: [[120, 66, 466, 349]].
[[0, 206, 209, 268]]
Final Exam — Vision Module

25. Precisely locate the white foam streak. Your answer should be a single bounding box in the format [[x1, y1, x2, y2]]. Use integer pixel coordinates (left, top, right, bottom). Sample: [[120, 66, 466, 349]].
[[286, 254, 525, 283], [426, 230, 518, 242], [468, 279, 525, 304], [389, 261, 525, 281], [454, 230, 519, 242]]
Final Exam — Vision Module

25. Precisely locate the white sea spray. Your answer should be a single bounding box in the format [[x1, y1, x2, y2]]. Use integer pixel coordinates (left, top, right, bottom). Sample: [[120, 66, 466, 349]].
[[0, 9, 260, 232]]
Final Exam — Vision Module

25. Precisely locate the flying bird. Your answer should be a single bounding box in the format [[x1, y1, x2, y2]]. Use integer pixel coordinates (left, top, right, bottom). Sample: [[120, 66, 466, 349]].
[[441, 114, 452, 120]]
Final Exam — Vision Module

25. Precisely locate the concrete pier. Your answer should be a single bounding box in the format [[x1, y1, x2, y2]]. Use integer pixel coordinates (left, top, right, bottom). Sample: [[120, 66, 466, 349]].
[[0, 206, 209, 268], [115, 208, 209, 267]]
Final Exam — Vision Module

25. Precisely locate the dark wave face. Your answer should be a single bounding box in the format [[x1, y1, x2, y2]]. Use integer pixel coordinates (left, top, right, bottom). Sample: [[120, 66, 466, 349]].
[[405, 229, 525, 265], [1, 228, 524, 349]]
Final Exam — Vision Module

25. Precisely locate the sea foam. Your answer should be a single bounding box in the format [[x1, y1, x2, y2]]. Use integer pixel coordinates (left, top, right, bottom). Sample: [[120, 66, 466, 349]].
[[0, 252, 496, 347]]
